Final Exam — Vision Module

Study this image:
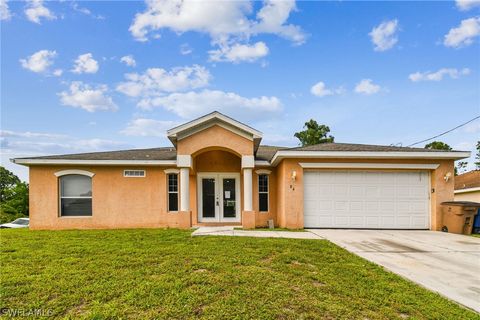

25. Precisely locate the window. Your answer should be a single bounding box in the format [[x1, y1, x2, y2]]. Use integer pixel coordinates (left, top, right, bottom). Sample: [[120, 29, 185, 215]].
[[59, 175, 92, 216], [167, 173, 178, 212], [258, 174, 269, 212], [124, 170, 145, 177]]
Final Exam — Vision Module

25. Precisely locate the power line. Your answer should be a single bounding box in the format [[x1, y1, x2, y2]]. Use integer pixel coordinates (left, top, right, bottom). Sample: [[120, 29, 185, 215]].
[[407, 115, 480, 147]]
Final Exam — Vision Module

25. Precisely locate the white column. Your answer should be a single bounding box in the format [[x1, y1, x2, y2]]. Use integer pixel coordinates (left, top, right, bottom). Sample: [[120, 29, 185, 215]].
[[243, 168, 253, 211], [180, 167, 190, 212]]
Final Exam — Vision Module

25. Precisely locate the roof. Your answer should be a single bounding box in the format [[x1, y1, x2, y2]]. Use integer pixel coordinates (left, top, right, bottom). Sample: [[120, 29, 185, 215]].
[[11, 142, 469, 165], [287, 143, 453, 153], [455, 170, 480, 190], [14, 147, 177, 161]]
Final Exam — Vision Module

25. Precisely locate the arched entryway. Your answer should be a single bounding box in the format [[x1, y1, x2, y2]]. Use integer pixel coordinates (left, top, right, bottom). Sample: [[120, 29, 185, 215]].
[[193, 149, 242, 223]]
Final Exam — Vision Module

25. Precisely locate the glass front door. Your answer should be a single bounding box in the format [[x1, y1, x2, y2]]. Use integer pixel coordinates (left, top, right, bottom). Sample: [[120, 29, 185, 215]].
[[198, 173, 240, 222]]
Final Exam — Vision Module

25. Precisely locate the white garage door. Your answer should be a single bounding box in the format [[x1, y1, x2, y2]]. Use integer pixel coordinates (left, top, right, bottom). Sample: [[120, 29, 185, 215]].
[[304, 170, 430, 229]]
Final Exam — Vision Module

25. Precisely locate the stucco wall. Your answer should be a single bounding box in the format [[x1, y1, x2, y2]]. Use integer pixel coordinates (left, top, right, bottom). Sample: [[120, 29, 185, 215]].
[[28, 166, 188, 230], [176, 125, 254, 156], [275, 158, 456, 230], [454, 191, 480, 202], [27, 155, 456, 231]]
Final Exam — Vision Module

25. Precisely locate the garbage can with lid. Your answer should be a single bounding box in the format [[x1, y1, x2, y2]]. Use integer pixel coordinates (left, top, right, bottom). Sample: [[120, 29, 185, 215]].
[[441, 201, 480, 235]]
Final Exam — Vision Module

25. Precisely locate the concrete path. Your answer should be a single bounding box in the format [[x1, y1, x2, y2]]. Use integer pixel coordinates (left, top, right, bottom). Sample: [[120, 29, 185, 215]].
[[307, 229, 480, 313], [191, 226, 322, 239]]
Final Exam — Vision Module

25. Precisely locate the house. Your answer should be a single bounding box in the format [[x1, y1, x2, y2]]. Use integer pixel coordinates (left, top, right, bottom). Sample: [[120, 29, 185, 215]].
[[454, 170, 480, 202], [12, 111, 470, 230]]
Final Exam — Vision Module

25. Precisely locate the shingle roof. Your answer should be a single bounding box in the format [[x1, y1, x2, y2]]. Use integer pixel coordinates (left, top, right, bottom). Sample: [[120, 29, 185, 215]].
[[455, 170, 480, 190], [13, 143, 466, 162], [286, 143, 449, 153], [16, 147, 177, 161]]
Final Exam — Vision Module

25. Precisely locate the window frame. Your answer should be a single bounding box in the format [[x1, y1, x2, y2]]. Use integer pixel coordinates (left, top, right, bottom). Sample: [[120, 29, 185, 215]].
[[258, 174, 269, 213], [167, 173, 179, 212], [123, 170, 146, 178], [58, 174, 93, 217]]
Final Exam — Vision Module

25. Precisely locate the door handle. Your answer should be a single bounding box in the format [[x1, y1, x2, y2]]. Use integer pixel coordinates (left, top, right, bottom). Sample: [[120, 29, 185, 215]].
[[216, 200, 219, 206]]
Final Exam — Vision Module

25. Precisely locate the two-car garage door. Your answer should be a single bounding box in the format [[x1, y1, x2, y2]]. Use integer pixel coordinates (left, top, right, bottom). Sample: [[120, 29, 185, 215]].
[[304, 170, 430, 229]]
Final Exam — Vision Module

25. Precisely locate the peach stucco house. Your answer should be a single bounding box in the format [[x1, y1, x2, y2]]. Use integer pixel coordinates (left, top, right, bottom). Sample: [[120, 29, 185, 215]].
[[12, 112, 470, 230]]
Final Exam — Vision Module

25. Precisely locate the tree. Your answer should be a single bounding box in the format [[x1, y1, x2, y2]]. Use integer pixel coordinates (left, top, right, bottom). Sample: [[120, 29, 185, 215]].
[[0, 166, 20, 203], [476, 141, 480, 170], [294, 119, 334, 147], [456, 161, 468, 175], [424, 141, 452, 151], [0, 166, 29, 223]]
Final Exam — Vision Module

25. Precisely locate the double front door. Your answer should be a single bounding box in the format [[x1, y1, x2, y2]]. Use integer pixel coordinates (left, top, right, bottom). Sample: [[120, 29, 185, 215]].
[[198, 173, 240, 223]]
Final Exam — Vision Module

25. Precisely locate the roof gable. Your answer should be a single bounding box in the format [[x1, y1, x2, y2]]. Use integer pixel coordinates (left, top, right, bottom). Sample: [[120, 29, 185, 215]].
[[167, 111, 263, 151]]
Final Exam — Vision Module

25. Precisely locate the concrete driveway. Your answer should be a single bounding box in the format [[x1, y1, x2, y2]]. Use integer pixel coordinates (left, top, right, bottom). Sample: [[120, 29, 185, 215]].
[[307, 229, 480, 313]]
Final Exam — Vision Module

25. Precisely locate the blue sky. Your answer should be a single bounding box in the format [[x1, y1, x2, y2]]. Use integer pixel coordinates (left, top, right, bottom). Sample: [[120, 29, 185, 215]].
[[1, 0, 479, 181]]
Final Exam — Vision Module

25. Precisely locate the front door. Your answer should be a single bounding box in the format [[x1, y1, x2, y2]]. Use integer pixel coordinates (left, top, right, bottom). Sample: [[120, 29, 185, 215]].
[[198, 173, 240, 223]]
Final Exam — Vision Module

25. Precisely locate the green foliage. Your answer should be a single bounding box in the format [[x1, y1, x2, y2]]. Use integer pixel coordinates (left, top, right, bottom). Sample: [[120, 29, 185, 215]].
[[476, 141, 480, 169], [294, 119, 334, 146], [424, 141, 452, 151], [0, 166, 28, 223], [456, 161, 468, 176], [0, 229, 477, 319]]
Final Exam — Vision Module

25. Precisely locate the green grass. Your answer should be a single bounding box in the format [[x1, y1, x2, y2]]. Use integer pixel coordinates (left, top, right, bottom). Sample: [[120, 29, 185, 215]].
[[1, 229, 478, 319], [471, 234, 480, 238]]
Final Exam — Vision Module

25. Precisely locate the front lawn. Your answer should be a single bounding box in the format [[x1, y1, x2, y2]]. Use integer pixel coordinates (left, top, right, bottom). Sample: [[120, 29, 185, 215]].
[[1, 229, 477, 319]]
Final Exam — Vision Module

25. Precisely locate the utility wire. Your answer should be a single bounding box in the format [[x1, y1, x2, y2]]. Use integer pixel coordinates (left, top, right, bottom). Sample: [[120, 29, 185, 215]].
[[407, 115, 480, 147]]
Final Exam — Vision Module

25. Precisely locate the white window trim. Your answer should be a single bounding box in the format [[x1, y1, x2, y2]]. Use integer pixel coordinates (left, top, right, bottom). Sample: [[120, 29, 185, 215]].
[[54, 169, 95, 177], [258, 174, 269, 213], [255, 169, 271, 175], [167, 173, 179, 213], [164, 168, 180, 174], [123, 170, 146, 177]]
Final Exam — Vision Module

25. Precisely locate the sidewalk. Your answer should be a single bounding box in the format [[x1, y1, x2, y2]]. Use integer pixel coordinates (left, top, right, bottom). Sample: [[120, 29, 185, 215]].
[[191, 226, 323, 239]]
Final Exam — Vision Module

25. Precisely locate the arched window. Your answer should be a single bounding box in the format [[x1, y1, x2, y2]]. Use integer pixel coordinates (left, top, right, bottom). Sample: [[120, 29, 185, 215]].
[[59, 175, 92, 216]]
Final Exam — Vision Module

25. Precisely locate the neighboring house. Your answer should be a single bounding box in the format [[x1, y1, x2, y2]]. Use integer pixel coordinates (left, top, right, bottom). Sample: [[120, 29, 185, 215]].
[[454, 170, 480, 202], [12, 112, 470, 230]]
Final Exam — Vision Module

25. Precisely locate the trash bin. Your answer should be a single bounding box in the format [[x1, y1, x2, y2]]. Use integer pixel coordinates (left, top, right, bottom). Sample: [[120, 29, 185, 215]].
[[441, 201, 480, 235]]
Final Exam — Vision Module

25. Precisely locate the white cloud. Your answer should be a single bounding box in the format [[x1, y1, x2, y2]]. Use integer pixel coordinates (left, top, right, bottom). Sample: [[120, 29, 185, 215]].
[[129, 0, 304, 63], [129, 0, 304, 43], [444, 17, 480, 48], [71, 2, 104, 20], [209, 41, 269, 63], [409, 68, 471, 82], [369, 19, 399, 51], [120, 55, 136, 67], [72, 53, 99, 74], [0, 130, 67, 139], [24, 0, 56, 24], [1, 130, 129, 181], [136, 89, 282, 119], [1, 0, 11, 21], [354, 79, 381, 95], [58, 81, 118, 112], [310, 81, 345, 97], [121, 118, 178, 137], [116, 65, 211, 97], [456, 0, 480, 10], [180, 43, 193, 55], [19, 49, 57, 73], [53, 69, 63, 77]]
